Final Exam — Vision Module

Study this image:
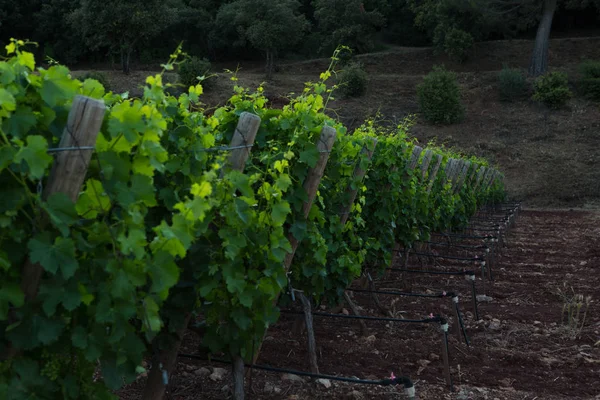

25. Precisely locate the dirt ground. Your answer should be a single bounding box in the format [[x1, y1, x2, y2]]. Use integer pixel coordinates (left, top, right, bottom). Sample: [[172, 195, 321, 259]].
[[118, 208, 600, 399], [72, 36, 600, 208]]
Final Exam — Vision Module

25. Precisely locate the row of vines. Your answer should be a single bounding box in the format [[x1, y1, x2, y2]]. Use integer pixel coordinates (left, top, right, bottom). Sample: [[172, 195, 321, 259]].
[[0, 40, 505, 400]]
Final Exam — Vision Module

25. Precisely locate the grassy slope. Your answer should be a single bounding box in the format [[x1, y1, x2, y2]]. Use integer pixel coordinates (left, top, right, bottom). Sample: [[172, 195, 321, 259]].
[[73, 37, 600, 207]]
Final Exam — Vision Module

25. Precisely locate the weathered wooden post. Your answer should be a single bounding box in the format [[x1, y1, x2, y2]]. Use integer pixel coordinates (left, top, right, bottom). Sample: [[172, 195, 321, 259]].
[[21, 96, 106, 301], [142, 112, 261, 400]]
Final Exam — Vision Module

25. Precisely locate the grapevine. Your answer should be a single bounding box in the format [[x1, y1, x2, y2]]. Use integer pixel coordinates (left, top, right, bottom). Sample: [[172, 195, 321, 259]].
[[0, 38, 506, 400]]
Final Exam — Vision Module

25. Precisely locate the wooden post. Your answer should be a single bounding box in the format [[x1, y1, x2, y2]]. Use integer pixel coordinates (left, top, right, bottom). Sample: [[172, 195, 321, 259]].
[[486, 170, 499, 190], [479, 169, 494, 191], [450, 160, 464, 190], [283, 126, 337, 271], [474, 167, 487, 190], [426, 155, 443, 194], [142, 112, 261, 400], [232, 356, 246, 400], [340, 138, 377, 226], [465, 164, 478, 186], [420, 150, 433, 181], [408, 146, 423, 170], [251, 126, 336, 367], [453, 161, 471, 194], [22, 96, 106, 302], [299, 293, 319, 374], [222, 112, 261, 175], [2, 96, 106, 361]]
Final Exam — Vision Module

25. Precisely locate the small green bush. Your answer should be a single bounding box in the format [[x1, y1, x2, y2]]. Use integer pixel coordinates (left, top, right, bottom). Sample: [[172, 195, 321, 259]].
[[443, 28, 474, 63], [532, 71, 572, 109], [578, 60, 600, 101], [336, 46, 354, 66], [498, 65, 527, 102], [178, 56, 213, 89], [80, 71, 110, 91], [417, 66, 464, 124], [338, 62, 368, 98]]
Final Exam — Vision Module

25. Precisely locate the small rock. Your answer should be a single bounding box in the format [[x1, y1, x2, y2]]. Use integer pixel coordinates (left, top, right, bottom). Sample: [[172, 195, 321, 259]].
[[429, 353, 440, 361], [342, 308, 350, 315], [264, 336, 274, 342], [209, 367, 228, 381], [533, 321, 542, 326], [484, 314, 493, 320], [181, 371, 191, 378], [316, 378, 332, 388], [372, 350, 380, 355], [489, 319, 502, 330], [347, 390, 364, 399], [221, 385, 230, 393], [282, 373, 304, 383], [477, 295, 494, 302], [364, 335, 377, 344], [264, 382, 275, 393], [195, 367, 211, 377], [417, 359, 431, 367]]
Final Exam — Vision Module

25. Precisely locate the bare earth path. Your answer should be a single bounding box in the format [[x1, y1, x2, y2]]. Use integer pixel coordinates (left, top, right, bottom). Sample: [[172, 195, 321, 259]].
[[118, 209, 600, 399]]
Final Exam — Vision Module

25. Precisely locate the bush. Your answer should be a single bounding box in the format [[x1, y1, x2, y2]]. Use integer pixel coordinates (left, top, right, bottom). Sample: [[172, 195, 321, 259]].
[[578, 60, 600, 101], [532, 71, 572, 109], [338, 62, 368, 98], [80, 71, 110, 91], [443, 28, 474, 63], [336, 46, 354, 66], [417, 66, 464, 124], [498, 65, 527, 102], [178, 56, 213, 89]]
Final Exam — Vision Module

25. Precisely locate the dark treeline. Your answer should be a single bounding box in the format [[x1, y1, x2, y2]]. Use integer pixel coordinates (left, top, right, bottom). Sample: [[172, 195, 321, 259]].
[[1, 0, 599, 75]]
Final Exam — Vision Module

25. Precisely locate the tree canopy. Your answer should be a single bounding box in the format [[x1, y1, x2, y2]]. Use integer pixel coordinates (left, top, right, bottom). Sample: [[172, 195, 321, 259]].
[[1, 0, 599, 75]]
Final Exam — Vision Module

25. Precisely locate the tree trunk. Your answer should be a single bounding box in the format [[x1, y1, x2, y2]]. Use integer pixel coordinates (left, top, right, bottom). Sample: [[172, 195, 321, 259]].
[[121, 47, 131, 75], [528, 0, 557, 77], [141, 313, 192, 400], [265, 49, 274, 80]]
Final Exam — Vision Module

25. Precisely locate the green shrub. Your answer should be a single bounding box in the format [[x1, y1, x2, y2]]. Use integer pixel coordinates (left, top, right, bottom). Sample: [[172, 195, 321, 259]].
[[578, 60, 600, 101], [532, 71, 572, 109], [498, 65, 527, 102], [80, 71, 110, 91], [338, 62, 368, 98], [178, 56, 214, 89], [337, 46, 354, 66], [417, 66, 464, 124], [443, 28, 474, 63]]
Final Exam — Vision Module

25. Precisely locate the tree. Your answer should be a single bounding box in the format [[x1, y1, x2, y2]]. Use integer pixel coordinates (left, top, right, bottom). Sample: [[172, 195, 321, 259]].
[[34, 0, 85, 64], [529, 0, 558, 75], [213, 0, 309, 79], [474, 0, 600, 75], [70, 0, 177, 74], [313, 0, 386, 55], [407, 0, 500, 58]]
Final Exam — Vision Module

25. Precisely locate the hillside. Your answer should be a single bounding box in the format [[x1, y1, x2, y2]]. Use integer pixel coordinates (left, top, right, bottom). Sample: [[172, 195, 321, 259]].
[[75, 36, 600, 208]]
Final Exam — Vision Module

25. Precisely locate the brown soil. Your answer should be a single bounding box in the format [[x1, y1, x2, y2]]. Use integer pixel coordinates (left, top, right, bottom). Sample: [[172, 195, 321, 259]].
[[72, 37, 600, 208], [118, 209, 600, 399]]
